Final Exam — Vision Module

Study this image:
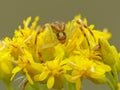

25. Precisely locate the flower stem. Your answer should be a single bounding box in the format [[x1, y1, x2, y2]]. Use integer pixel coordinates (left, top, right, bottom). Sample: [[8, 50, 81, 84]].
[[112, 65, 118, 83], [7, 84, 12, 90], [65, 81, 73, 90], [107, 72, 116, 86], [111, 65, 119, 90], [42, 84, 47, 90], [106, 78, 115, 90]]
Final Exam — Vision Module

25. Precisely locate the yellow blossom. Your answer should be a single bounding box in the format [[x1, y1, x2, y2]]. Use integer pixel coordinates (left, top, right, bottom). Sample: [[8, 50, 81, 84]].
[[11, 49, 43, 85], [99, 38, 116, 65], [93, 28, 112, 40], [0, 41, 13, 85], [34, 57, 67, 89], [73, 47, 102, 61], [0, 15, 119, 90], [111, 46, 120, 73], [65, 55, 111, 90]]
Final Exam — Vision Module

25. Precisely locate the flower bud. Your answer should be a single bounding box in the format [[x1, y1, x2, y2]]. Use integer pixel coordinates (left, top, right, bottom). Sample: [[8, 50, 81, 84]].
[[99, 38, 115, 65]]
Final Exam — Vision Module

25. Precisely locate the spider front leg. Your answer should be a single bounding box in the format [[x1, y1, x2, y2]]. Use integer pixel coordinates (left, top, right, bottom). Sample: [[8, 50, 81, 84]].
[[76, 19, 96, 49], [34, 26, 45, 63], [35, 25, 45, 45], [79, 26, 90, 48], [76, 19, 95, 40], [83, 23, 96, 43]]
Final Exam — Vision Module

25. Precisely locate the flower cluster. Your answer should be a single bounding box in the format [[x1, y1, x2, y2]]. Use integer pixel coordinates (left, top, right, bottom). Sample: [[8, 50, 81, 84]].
[[0, 15, 120, 90]]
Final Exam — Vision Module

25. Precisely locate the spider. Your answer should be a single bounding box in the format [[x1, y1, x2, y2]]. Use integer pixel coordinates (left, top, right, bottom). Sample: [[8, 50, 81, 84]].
[[35, 21, 66, 45]]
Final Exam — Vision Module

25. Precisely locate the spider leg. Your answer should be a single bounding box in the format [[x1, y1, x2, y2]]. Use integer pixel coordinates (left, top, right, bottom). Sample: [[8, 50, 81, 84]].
[[35, 30, 40, 45], [76, 19, 96, 49], [34, 25, 45, 63], [34, 26, 45, 45], [38, 50, 44, 63], [83, 24, 96, 42], [79, 26, 90, 47], [76, 19, 95, 40]]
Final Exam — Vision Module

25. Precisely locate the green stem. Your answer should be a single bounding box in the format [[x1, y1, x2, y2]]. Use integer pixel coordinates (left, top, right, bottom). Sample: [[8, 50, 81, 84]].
[[111, 65, 119, 90], [65, 81, 73, 90], [57, 89, 63, 90], [108, 72, 116, 86], [106, 78, 115, 90], [42, 84, 47, 90], [7, 84, 12, 90], [112, 65, 118, 83]]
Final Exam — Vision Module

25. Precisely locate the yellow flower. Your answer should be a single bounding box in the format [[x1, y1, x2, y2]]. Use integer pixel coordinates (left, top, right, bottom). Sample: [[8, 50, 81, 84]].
[[1, 15, 119, 90], [11, 49, 43, 85], [0, 41, 13, 85], [111, 46, 120, 73], [99, 38, 116, 65], [73, 47, 102, 61], [34, 57, 67, 89], [93, 28, 112, 40], [65, 55, 111, 90], [3, 17, 39, 60]]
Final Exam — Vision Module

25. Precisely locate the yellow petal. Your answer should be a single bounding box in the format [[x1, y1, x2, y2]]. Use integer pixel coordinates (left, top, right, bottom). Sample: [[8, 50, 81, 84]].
[[34, 71, 48, 81], [12, 66, 22, 73], [64, 74, 74, 83], [31, 16, 39, 29], [11, 66, 22, 80], [24, 69, 33, 85], [74, 14, 81, 20], [75, 79, 81, 90], [47, 76, 55, 89], [89, 24, 95, 30], [23, 16, 31, 28], [99, 38, 115, 65]]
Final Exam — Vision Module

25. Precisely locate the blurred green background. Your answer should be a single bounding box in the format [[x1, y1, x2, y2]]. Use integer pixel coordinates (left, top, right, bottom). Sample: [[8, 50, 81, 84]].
[[0, 0, 120, 90]]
